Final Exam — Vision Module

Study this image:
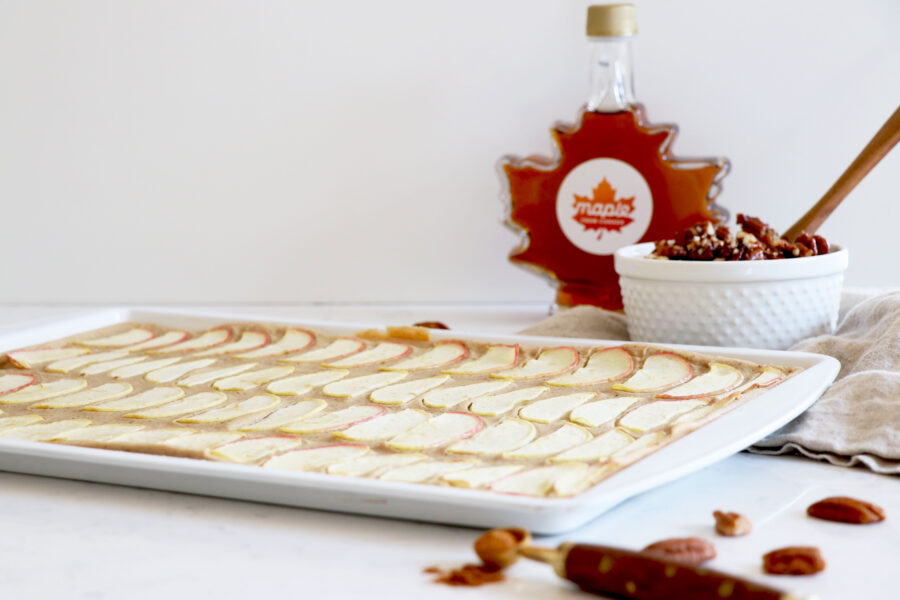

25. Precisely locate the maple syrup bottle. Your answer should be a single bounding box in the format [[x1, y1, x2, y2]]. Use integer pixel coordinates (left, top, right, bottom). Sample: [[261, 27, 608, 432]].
[[500, 4, 729, 310]]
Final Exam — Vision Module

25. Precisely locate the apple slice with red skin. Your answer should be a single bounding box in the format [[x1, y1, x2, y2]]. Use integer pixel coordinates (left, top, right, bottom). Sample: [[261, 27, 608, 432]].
[[0, 373, 36, 396], [195, 331, 270, 356], [656, 363, 743, 399], [386, 412, 484, 451], [491, 463, 590, 497], [263, 443, 369, 471], [280, 405, 385, 434], [126, 330, 190, 352], [279, 338, 365, 363], [491, 347, 579, 380], [547, 347, 634, 386], [236, 328, 314, 358], [77, 327, 155, 348], [443, 345, 519, 375], [323, 342, 412, 368], [150, 328, 232, 354], [611, 353, 693, 393], [382, 341, 468, 371], [207, 436, 303, 464], [7, 347, 88, 369]]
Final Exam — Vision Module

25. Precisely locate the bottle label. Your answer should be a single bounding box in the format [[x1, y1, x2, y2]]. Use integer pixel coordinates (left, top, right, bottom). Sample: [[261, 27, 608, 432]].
[[555, 158, 653, 255]]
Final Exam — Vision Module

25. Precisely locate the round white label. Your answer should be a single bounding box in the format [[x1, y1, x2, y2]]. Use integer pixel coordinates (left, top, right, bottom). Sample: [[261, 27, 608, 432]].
[[555, 158, 652, 255]]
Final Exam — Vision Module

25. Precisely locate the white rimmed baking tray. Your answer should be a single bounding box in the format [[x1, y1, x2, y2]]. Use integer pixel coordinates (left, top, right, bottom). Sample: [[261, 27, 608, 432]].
[[0, 307, 840, 534]]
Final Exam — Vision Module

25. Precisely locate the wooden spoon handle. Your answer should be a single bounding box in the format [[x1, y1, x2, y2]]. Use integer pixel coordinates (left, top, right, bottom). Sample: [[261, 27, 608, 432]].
[[784, 104, 900, 241]]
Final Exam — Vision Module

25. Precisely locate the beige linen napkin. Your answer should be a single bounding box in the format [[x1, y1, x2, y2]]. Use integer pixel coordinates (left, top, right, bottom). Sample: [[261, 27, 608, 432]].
[[519, 292, 900, 475]]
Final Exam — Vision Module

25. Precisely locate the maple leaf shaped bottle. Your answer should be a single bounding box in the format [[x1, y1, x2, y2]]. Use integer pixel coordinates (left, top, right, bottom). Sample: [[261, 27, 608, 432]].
[[499, 3, 729, 310]]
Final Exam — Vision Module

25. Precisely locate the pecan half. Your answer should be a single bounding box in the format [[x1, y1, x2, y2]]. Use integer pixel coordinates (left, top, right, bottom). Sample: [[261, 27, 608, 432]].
[[762, 546, 825, 575], [807, 496, 886, 524], [641, 537, 716, 565], [413, 321, 450, 330], [713, 510, 753, 536]]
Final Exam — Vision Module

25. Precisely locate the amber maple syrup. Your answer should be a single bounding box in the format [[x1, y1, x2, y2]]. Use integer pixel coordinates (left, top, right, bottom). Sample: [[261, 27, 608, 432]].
[[499, 4, 729, 310]]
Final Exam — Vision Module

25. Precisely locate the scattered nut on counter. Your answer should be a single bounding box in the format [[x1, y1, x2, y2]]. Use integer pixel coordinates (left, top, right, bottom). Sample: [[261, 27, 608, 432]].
[[713, 510, 753, 536], [806, 496, 886, 524], [762, 546, 826, 575], [640, 537, 716, 566], [412, 321, 450, 329]]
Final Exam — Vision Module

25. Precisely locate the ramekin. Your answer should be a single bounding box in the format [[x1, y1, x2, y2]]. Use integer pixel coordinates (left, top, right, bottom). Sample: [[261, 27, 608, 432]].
[[614, 242, 849, 349]]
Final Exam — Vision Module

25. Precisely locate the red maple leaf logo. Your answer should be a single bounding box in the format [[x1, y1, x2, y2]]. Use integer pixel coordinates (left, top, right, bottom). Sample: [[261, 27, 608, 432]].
[[571, 178, 635, 238]]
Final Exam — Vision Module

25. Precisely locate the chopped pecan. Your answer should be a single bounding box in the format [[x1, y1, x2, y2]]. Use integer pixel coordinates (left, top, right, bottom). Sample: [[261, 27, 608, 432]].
[[762, 546, 825, 575], [413, 321, 450, 330], [713, 510, 753, 536], [641, 537, 716, 566], [807, 496, 886, 524]]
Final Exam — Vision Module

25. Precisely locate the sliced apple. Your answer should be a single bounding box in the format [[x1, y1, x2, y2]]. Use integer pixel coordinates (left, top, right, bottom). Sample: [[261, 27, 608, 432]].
[[518, 392, 595, 424], [322, 342, 412, 368], [125, 330, 190, 352], [195, 331, 270, 356], [491, 347, 579, 380], [177, 394, 280, 424], [334, 409, 429, 442], [0, 373, 36, 395], [109, 428, 196, 445], [442, 344, 519, 375], [280, 404, 385, 434], [379, 459, 478, 483], [491, 463, 589, 497], [611, 431, 667, 462], [109, 357, 181, 379], [618, 400, 706, 434], [163, 431, 244, 452], [125, 391, 227, 419], [717, 367, 785, 400], [569, 396, 641, 428], [657, 363, 743, 399], [321, 371, 407, 398], [207, 436, 303, 464], [177, 363, 258, 387], [79, 356, 147, 376], [279, 338, 365, 363], [0, 378, 87, 404], [468, 386, 547, 416], [502, 423, 592, 459], [86, 386, 184, 412], [238, 399, 327, 432], [327, 453, 427, 477], [421, 380, 512, 409], [0, 419, 92, 441], [46, 350, 130, 373], [553, 463, 615, 497], [7, 347, 88, 369], [212, 366, 294, 391], [369, 375, 449, 405], [52, 424, 145, 443], [386, 412, 484, 451], [551, 429, 634, 462], [77, 327, 155, 347], [149, 328, 231, 354], [442, 465, 525, 489], [547, 347, 634, 386], [35, 382, 133, 409], [145, 359, 217, 383], [266, 370, 348, 396], [235, 328, 314, 358], [611, 353, 693, 393], [263, 443, 369, 471], [0, 415, 44, 431], [447, 419, 536, 456], [382, 342, 468, 371]]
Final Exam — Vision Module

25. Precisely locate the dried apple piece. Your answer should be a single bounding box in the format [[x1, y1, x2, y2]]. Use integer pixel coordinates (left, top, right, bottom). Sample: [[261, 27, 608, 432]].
[[335, 409, 429, 442], [447, 419, 536, 456], [612, 353, 693, 393], [178, 363, 257, 387], [657, 363, 743, 399], [386, 412, 484, 451], [149, 328, 231, 354], [177, 394, 280, 424], [266, 370, 349, 396], [323, 342, 412, 368], [236, 328, 314, 358], [503, 423, 592, 459], [468, 386, 547, 416], [125, 330, 189, 352], [164, 432, 244, 452], [518, 392, 594, 424], [0, 374, 36, 396], [421, 381, 512, 409], [379, 459, 478, 483], [551, 429, 634, 462], [382, 342, 468, 371], [369, 375, 449, 405], [263, 443, 369, 471], [239, 399, 327, 432], [86, 387, 184, 412], [46, 350, 130, 373], [77, 327, 155, 347], [53, 424, 146, 443], [279, 338, 365, 363], [618, 400, 707, 434], [442, 465, 525, 489], [7, 347, 88, 369], [212, 366, 294, 391], [491, 348, 579, 380], [207, 436, 303, 463], [322, 372, 407, 398], [281, 405, 385, 434], [0, 419, 92, 441], [328, 453, 427, 477], [109, 358, 181, 379], [109, 428, 196, 445], [80, 356, 147, 375], [443, 345, 519, 375], [195, 331, 269, 356], [491, 463, 589, 496], [125, 391, 227, 419], [0, 415, 44, 431], [547, 347, 634, 386], [569, 396, 641, 428], [146, 359, 217, 383]]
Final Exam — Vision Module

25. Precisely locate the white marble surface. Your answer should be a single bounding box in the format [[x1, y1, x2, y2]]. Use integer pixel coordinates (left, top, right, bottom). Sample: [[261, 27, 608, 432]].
[[0, 304, 897, 600]]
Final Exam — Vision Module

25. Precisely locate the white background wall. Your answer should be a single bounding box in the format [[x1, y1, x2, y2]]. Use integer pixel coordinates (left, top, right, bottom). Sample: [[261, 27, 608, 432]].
[[1, 0, 898, 303]]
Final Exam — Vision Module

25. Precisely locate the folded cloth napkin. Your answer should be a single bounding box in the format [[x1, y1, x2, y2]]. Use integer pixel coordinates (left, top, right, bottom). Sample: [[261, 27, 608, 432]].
[[519, 291, 900, 475]]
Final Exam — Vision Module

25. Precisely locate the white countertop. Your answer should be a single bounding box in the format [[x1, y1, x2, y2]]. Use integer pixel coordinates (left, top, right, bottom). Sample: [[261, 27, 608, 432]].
[[0, 304, 897, 600]]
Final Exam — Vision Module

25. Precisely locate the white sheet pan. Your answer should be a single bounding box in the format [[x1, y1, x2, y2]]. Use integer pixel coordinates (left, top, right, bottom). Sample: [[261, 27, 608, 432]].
[[0, 307, 840, 533]]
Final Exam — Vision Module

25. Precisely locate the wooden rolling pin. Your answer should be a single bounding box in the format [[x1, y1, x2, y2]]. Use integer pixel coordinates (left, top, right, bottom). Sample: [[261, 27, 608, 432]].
[[475, 528, 814, 600]]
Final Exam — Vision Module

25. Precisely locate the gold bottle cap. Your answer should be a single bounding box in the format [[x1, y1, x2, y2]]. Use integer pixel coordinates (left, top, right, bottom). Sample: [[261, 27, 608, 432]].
[[586, 4, 638, 37]]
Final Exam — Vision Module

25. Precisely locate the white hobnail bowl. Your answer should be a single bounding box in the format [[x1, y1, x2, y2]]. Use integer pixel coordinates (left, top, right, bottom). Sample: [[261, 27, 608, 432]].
[[614, 242, 849, 350]]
